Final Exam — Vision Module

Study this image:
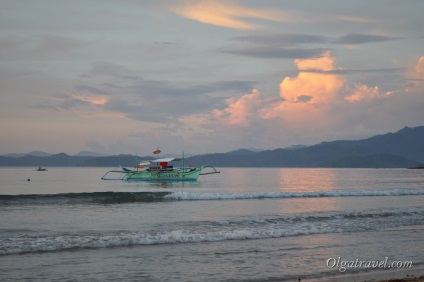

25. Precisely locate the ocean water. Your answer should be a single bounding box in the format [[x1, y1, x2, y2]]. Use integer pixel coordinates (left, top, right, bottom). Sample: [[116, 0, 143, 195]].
[[0, 167, 423, 281]]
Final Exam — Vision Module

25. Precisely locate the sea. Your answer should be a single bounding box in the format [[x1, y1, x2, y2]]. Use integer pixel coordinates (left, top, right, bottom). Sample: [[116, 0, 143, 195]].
[[0, 167, 423, 282]]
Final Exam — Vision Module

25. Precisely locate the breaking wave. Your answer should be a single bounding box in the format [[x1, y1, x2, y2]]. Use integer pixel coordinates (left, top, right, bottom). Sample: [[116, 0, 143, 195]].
[[1, 189, 424, 206], [1, 207, 423, 255], [0, 192, 172, 205], [166, 189, 424, 201]]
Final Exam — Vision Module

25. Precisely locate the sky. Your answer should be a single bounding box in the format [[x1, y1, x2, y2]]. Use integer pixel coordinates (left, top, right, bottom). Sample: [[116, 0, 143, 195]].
[[1, 0, 424, 156]]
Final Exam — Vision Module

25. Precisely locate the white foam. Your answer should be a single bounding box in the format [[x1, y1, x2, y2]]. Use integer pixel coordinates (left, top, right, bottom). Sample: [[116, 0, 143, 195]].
[[2, 207, 423, 255], [165, 189, 424, 201], [0, 227, 334, 255]]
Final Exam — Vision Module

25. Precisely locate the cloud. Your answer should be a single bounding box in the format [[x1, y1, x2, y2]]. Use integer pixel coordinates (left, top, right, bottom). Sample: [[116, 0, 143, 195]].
[[102, 80, 242, 123], [213, 52, 346, 122], [224, 33, 398, 60], [405, 56, 424, 92], [415, 56, 424, 74], [89, 62, 126, 77], [204, 51, 419, 147], [299, 68, 405, 75], [171, 0, 296, 29], [221, 47, 329, 59], [336, 15, 376, 24], [230, 33, 398, 47], [73, 85, 108, 95], [34, 92, 109, 111], [212, 89, 263, 126], [334, 33, 399, 45], [231, 33, 328, 46], [279, 51, 346, 104], [72, 94, 108, 106], [344, 84, 390, 103], [35, 75, 257, 125], [102, 75, 255, 98], [0, 34, 88, 61]]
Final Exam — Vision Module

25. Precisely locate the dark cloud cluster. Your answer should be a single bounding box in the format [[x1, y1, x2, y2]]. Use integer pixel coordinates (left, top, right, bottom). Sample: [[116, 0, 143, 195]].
[[0, 34, 89, 61], [221, 47, 329, 59], [300, 67, 405, 75], [224, 33, 399, 59], [334, 33, 399, 45], [231, 33, 398, 46], [231, 33, 328, 45], [102, 77, 257, 123], [36, 73, 258, 125]]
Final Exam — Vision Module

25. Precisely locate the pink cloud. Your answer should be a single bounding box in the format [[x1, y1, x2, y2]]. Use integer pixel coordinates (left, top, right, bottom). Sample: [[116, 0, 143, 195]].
[[415, 56, 424, 74], [184, 53, 424, 148], [279, 51, 346, 105], [212, 89, 263, 126], [405, 56, 424, 93], [73, 94, 108, 105], [344, 84, 392, 103], [172, 0, 296, 30]]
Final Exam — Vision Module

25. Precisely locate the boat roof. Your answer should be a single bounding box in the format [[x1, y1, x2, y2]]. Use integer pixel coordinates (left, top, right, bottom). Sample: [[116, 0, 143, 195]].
[[150, 157, 182, 163]]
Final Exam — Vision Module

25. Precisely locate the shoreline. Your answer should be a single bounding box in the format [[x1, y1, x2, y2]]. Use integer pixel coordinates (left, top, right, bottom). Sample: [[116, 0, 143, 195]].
[[369, 275, 424, 282], [305, 265, 424, 282]]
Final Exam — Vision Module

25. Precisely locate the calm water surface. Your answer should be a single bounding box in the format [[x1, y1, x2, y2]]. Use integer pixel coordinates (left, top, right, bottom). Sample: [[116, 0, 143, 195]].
[[0, 167, 423, 281]]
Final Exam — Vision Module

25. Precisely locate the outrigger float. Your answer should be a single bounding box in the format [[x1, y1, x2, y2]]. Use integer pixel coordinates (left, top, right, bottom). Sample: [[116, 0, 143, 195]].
[[101, 152, 219, 181]]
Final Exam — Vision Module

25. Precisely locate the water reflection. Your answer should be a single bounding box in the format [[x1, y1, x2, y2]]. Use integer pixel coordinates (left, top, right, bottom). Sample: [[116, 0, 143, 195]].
[[215, 168, 279, 192], [277, 168, 337, 192], [124, 180, 201, 190], [276, 168, 342, 219]]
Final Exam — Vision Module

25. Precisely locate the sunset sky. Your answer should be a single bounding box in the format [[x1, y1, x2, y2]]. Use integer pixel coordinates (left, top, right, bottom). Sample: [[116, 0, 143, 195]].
[[1, 0, 423, 156]]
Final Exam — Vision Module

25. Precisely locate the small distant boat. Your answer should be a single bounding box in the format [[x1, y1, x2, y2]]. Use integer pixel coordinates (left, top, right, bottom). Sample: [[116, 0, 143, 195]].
[[101, 152, 219, 181], [36, 166, 47, 171]]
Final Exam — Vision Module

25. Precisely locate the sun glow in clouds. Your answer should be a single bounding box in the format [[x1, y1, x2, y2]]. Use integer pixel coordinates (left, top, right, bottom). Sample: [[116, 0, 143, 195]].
[[172, 0, 294, 29], [415, 56, 424, 74], [209, 51, 402, 135], [213, 89, 263, 126], [1, 0, 423, 155], [279, 51, 346, 105], [73, 94, 108, 105]]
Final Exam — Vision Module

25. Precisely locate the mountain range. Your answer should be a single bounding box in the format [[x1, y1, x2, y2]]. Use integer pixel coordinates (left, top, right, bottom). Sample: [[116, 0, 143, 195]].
[[1, 126, 424, 168]]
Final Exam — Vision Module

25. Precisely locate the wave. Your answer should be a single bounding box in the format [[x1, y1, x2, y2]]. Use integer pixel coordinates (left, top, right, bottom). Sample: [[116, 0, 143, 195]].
[[1, 189, 424, 206], [1, 208, 423, 255], [165, 189, 424, 201], [0, 192, 173, 205]]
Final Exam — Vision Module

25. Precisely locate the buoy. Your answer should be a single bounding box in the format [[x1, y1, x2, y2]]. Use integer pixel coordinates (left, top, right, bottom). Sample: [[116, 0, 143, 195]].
[[27, 178, 30, 181]]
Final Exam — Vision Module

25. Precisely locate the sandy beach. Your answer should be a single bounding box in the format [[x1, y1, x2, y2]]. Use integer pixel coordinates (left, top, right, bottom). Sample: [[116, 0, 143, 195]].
[[369, 275, 424, 282]]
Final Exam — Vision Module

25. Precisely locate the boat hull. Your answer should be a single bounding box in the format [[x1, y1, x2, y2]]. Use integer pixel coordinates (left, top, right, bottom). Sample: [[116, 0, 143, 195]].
[[123, 167, 203, 181]]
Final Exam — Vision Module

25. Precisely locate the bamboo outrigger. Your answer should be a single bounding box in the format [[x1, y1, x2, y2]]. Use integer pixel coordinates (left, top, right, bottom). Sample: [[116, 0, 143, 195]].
[[101, 153, 219, 181]]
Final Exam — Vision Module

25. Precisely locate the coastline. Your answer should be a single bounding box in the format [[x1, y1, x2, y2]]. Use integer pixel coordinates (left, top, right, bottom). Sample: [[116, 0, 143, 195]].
[[306, 265, 424, 282], [370, 275, 424, 282]]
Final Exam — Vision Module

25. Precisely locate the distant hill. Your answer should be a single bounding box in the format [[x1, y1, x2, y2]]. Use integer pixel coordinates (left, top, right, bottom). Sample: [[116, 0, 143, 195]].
[[74, 151, 106, 157], [0, 153, 92, 167], [1, 126, 423, 168], [284, 145, 307, 150], [319, 154, 419, 168], [186, 126, 424, 168], [82, 155, 153, 167], [2, 151, 52, 158], [226, 149, 259, 156]]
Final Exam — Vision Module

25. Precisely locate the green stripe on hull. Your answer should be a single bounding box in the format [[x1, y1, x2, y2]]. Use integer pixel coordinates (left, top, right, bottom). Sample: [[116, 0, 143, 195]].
[[124, 167, 202, 181]]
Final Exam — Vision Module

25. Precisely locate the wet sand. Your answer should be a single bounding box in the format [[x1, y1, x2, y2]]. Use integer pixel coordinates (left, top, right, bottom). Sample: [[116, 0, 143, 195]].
[[367, 275, 424, 282]]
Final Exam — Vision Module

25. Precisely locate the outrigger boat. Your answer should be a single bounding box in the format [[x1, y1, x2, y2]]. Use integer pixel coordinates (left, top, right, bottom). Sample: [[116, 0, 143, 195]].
[[101, 154, 219, 181]]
